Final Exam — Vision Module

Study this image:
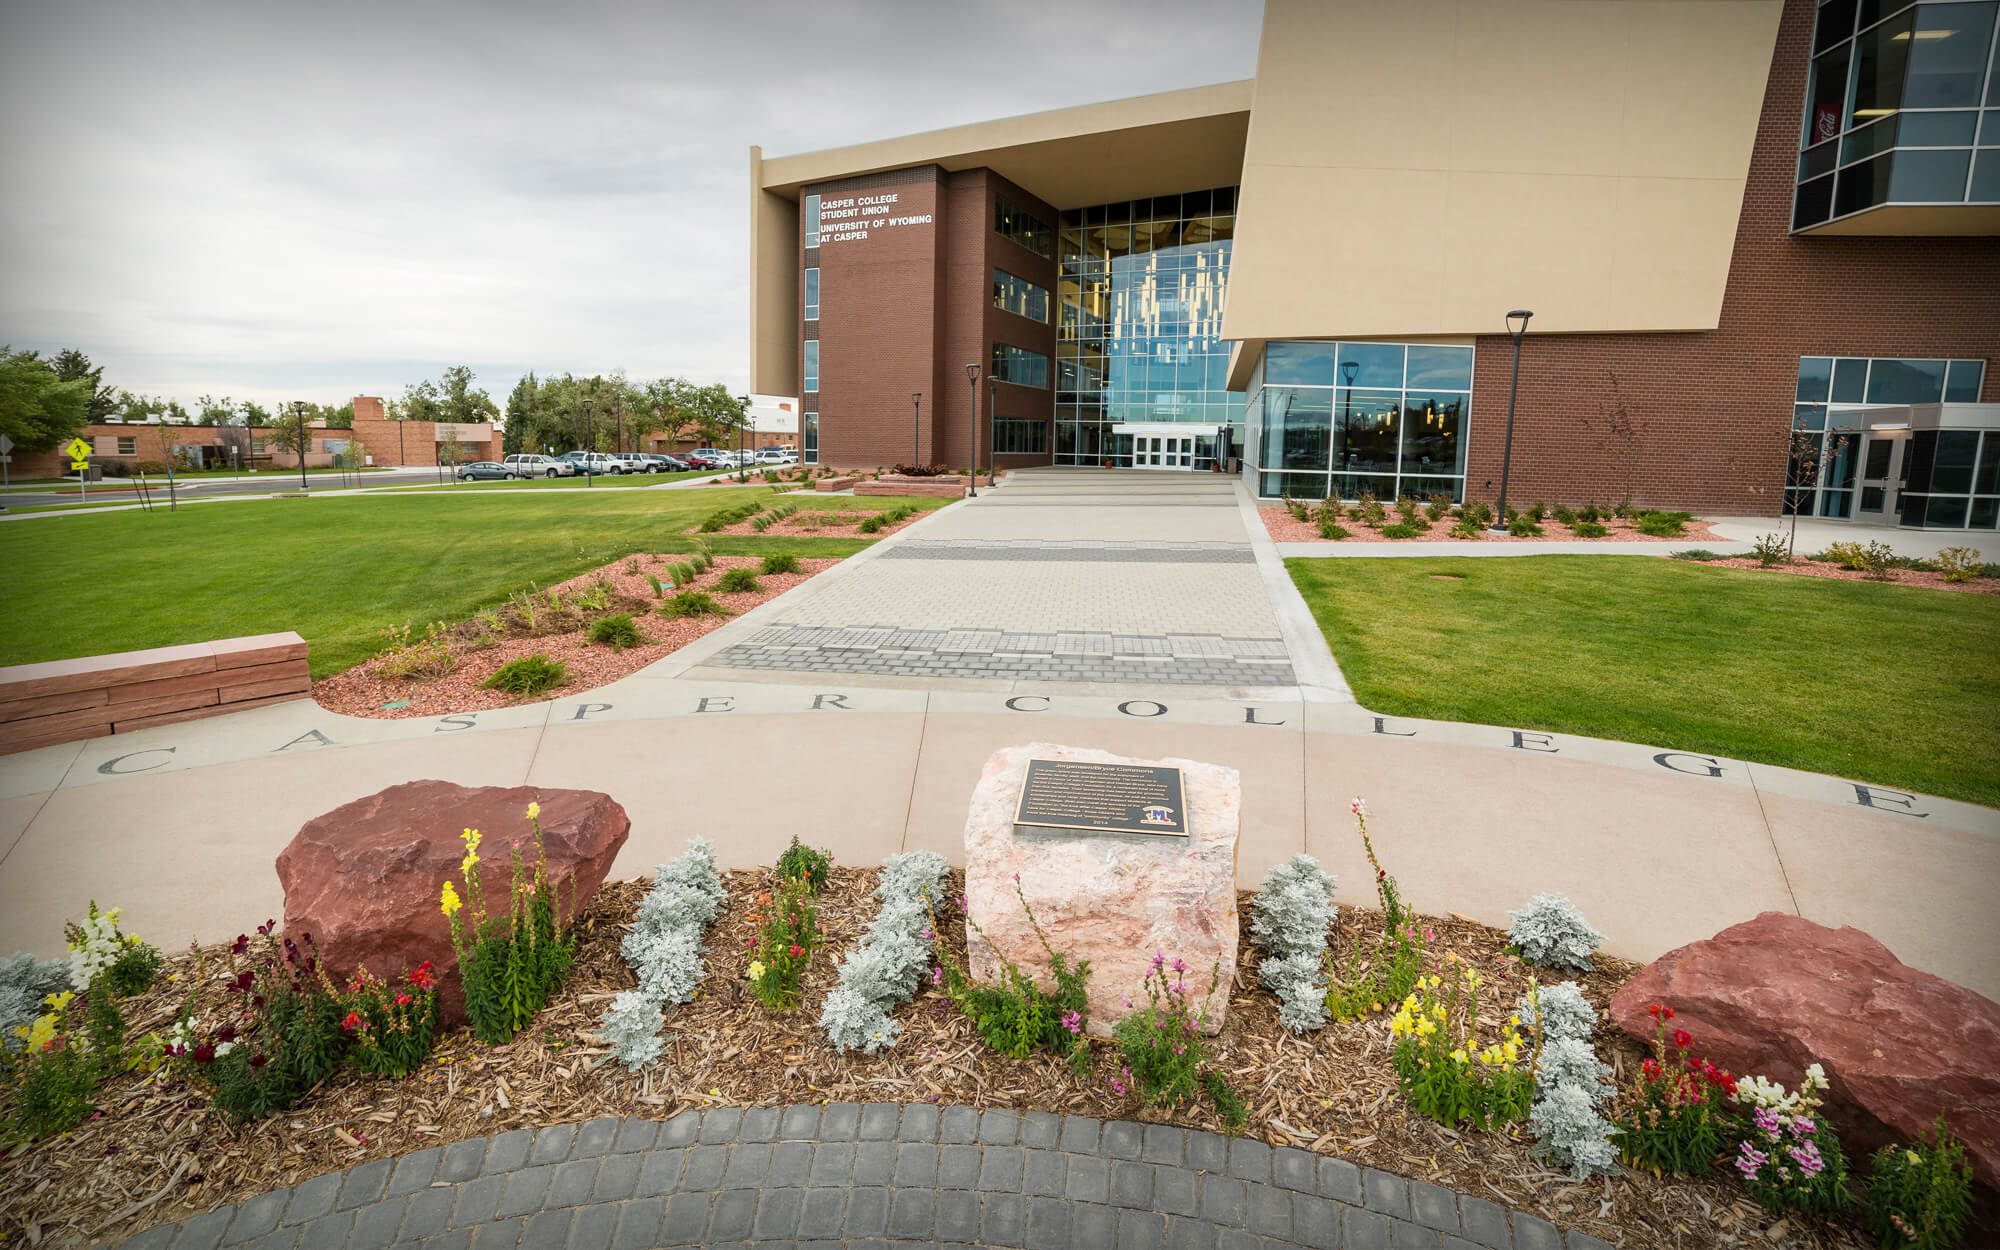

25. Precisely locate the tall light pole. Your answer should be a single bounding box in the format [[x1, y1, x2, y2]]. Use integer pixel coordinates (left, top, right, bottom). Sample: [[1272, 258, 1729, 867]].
[[1339, 359, 1357, 493], [962, 363, 979, 498], [295, 402, 308, 493], [911, 392, 921, 468], [582, 398, 594, 488], [1489, 309, 1533, 532]]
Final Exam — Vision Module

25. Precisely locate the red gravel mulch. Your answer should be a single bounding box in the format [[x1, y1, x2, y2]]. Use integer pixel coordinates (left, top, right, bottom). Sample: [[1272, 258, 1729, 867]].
[[1682, 555, 1999, 594], [1261, 507, 1724, 545], [312, 553, 836, 720], [685, 507, 932, 538]]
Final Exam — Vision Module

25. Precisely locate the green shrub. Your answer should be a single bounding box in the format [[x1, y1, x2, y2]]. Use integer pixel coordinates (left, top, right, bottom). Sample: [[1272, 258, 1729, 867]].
[[103, 943, 162, 999], [376, 621, 457, 680], [1751, 532, 1791, 567], [7, 1028, 104, 1138], [1865, 1117, 1974, 1250], [1425, 492, 1453, 521], [646, 573, 664, 598], [660, 591, 728, 619], [934, 880, 1091, 1076], [760, 553, 802, 575], [1356, 493, 1388, 528], [1634, 510, 1690, 538], [1526, 502, 1547, 523], [446, 810, 576, 1045], [483, 653, 568, 698], [1672, 549, 1725, 561], [1396, 494, 1421, 524], [1113, 957, 1243, 1127], [1579, 504, 1603, 522], [198, 931, 350, 1122], [1931, 546, 1981, 584], [857, 515, 883, 534], [1552, 505, 1577, 525], [1508, 516, 1543, 537], [716, 567, 762, 593], [1572, 521, 1609, 538], [775, 834, 832, 893], [1326, 917, 1426, 1022], [587, 613, 644, 651], [1380, 521, 1426, 539], [1283, 495, 1310, 522], [1317, 520, 1351, 540], [747, 881, 817, 1012], [573, 581, 611, 612], [1611, 1010, 1734, 1173], [1449, 519, 1485, 539], [1464, 501, 1495, 526], [337, 965, 441, 1079], [1819, 540, 1894, 576]]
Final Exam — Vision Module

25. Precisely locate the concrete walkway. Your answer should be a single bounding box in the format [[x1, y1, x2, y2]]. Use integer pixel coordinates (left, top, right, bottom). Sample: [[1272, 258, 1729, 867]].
[[118, 1105, 1613, 1250]]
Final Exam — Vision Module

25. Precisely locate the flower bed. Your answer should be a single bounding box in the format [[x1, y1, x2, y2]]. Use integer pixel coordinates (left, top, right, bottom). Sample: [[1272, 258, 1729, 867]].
[[1672, 554, 1999, 595], [310, 553, 836, 720], [0, 867, 1895, 1250], [1262, 507, 1724, 545], [684, 506, 931, 539]]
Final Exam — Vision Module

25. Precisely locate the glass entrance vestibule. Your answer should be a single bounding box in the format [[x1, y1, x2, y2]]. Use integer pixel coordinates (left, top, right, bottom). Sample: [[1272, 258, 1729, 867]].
[[1113, 423, 1223, 470], [1788, 356, 1995, 529]]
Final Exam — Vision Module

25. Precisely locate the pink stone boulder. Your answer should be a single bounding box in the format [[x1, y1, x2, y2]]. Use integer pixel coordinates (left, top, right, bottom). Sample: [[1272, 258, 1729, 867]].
[[963, 743, 1240, 1037], [277, 781, 628, 1025], [1610, 911, 2000, 1192]]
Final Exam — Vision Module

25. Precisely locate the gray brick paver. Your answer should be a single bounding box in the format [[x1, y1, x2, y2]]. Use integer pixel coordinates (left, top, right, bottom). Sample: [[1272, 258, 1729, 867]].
[[347, 1197, 405, 1249]]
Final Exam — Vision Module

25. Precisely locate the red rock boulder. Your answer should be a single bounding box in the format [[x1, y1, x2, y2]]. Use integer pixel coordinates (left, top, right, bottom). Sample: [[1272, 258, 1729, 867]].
[[277, 781, 629, 1025], [1610, 911, 2000, 1193]]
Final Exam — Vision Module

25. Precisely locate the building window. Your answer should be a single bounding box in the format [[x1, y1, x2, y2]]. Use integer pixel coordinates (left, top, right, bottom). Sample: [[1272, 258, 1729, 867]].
[[804, 339, 819, 392], [993, 418, 1048, 454], [994, 195, 1053, 259], [1787, 354, 1988, 519], [991, 342, 1050, 389], [804, 194, 821, 247], [1793, 0, 2000, 230], [804, 267, 819, 320], [1248, 341, 1474, 502], [117, 436, 136, 455], [992, 269, 1050, 323], [803, 412, 819, 464]]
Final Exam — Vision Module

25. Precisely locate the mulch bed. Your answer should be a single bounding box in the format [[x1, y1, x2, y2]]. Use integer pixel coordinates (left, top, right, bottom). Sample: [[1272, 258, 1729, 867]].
[[310, 554, 837, 720], [0, 866, 1871, 1249], [684, 508, 932, 539], [1261, 509, 1725, 546], [1681, 556, 1999, 595]]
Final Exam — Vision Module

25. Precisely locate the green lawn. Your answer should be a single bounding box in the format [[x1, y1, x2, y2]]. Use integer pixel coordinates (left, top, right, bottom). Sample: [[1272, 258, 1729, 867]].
[[1286, 555, 2000, 807], [374, 470, 720, 491], [0, 489, 948, 678]]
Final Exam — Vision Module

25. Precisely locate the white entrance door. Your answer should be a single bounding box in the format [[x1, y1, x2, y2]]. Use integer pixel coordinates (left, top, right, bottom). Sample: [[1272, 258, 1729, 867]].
[[1854, 434, 1903, 520], [1133, 434, 1192, 470]]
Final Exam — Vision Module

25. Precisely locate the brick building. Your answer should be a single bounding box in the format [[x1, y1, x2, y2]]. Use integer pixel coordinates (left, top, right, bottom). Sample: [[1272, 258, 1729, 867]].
[[749, 0, 2000, 529]]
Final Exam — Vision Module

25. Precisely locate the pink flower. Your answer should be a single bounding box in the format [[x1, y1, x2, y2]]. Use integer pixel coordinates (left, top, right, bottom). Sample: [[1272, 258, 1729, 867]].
[[1060, 1010, 1081, 1035], [1349, 797, 1368, 816], [930, 966, 943, 987]]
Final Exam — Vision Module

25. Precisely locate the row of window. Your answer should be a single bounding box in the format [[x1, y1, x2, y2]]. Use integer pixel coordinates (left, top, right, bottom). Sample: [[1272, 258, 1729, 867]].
[[995, 195, 1053, 259], [991, 343, 1050, 389], [1795, 354, 1985, 406], [993, 418, 1048, 454], [992, 269, 1050, 323]]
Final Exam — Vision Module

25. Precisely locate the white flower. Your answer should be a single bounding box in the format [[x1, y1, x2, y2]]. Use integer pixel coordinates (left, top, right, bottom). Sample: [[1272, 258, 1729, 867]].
[[213, 1041, 235, 1057]]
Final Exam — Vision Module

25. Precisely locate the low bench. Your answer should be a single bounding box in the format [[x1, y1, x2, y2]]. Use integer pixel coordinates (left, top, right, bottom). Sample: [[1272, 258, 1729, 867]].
[[0, 632, 311, 755]]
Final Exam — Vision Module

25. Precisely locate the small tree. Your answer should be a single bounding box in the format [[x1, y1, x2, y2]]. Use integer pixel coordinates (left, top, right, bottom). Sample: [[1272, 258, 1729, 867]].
[[1784, 427, 1852, 557]]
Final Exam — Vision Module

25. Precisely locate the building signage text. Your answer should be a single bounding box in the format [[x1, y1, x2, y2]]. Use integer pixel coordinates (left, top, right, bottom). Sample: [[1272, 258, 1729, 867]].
[[817, 192, 933, 244]]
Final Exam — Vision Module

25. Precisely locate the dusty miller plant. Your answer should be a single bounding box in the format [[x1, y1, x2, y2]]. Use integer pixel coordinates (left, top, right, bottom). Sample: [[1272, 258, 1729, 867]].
[[600, 839, 728, 1068], [1508, 893, 1604, 971], [1251, 854, 1336, 1033], [1516, 980, 1595, 1043], [1530, 1081, 1620, 1179], [821, 851, 949, 1054]]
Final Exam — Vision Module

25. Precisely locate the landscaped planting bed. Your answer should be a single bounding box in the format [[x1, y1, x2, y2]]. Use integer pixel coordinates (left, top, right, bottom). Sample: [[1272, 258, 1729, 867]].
[[311, 551, 834, 719], [685, 502, 931, 539], [0, 842, 1915, 1250], [1262, 503, 1724, 545], [1672, 541, 1998, 596]]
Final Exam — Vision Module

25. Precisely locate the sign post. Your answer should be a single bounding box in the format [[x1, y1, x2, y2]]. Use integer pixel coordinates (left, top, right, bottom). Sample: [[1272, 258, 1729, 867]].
[[66, 436, 91, 505], [0, 433, 13, 492]]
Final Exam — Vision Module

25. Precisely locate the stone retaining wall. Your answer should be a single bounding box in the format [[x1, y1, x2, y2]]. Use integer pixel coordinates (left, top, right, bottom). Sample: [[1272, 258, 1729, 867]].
[[0, 632, 310, 755], [856, 479, 966, 498], [813, 476, 858, 491]]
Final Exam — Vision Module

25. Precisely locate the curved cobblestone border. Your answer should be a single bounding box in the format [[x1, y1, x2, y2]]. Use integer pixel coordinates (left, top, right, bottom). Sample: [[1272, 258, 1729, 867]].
[[118, 1104, 1618, 1250]]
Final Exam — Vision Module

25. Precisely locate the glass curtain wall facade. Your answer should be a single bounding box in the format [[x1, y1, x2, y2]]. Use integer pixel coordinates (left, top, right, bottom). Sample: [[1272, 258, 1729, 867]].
[[1788, 354, 1989, 521], [1245, 341, 1476, 501], [1794, 0, 2000, 229], [1055, 187, 1240, 467]]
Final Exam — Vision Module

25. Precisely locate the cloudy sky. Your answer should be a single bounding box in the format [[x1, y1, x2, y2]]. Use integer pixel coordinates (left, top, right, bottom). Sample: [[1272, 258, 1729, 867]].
[[0, 1, 1262, 412]]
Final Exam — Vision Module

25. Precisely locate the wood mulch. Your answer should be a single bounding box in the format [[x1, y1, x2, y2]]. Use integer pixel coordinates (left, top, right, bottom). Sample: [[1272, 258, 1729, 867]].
[[1261, 508, 1725, 546], [684, 507, 933, 539], [310, 553, 837, 720], [0, 866, 1870, 1249], [1682, 555, 1998, 595]]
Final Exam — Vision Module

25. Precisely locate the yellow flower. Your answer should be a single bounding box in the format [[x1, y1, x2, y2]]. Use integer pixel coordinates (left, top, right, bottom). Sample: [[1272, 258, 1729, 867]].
[[747, 960, 766, 982], [525, 802, 540, 821], [44, 991, 74, 1012], [1450, 1048, 1467, 1064], [440, 880, 462, 917], [461, 827, 481, 852], [461, 853, 478, 877]]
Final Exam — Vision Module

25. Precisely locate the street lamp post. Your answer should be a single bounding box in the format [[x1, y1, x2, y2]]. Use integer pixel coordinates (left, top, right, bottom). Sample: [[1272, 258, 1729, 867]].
[[582, 398, 594, 488], [1339, 359, 1358, 494], [295, 403, 308, 493], [911, 392, 921, 467], [962, 364, 979, 498], [1489, 309, 1534, 533]]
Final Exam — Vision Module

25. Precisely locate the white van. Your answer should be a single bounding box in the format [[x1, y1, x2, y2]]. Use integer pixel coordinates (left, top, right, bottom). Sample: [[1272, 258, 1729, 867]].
[[504, 454, 574, 478]]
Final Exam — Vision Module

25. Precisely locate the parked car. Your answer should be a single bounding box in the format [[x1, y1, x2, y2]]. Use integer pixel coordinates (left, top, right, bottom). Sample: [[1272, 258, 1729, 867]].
[[504, 453, 572, 478], [604, 451, 649, 474], [457, 461, 518, 481], [559, 451, 614, 476], [650, 453, 691, 471], [681, 451, 726, 470], [755, 447, 797, 465]]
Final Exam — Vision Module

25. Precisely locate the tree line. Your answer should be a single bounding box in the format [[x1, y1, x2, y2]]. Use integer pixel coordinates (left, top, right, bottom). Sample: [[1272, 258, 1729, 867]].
[[499, 372, 750, 456]]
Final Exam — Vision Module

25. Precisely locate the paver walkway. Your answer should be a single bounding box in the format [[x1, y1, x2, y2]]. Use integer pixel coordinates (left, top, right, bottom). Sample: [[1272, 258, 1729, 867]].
[[696, 470, 1302, 688], [118, 1105, 1612, 1250]]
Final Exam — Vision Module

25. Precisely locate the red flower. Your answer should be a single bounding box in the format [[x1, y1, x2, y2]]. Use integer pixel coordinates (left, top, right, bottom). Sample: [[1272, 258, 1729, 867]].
[[341, 1011, 363, 1032], [192, 1043, 216, 1065], [249, 1053, 269, 1068], [409, 962, 437, 989], [788, 944, 804, 957], [1673, 1028, 1693, 1050], [394, 992, 413, 1007], [1664, 1006, 1675, 1020], [1648, 1003, 1662, 1019], [231, 934, 249, 956], [215, 1025, 237, 1044]]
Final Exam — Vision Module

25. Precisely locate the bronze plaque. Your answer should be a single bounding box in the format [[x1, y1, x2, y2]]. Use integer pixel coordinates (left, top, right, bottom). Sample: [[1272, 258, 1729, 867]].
[[1014, 758, 1188, 838]]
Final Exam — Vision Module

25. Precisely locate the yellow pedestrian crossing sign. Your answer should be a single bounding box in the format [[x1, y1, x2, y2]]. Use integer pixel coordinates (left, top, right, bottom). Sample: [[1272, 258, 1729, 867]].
[[65, 436, 91, 469]]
